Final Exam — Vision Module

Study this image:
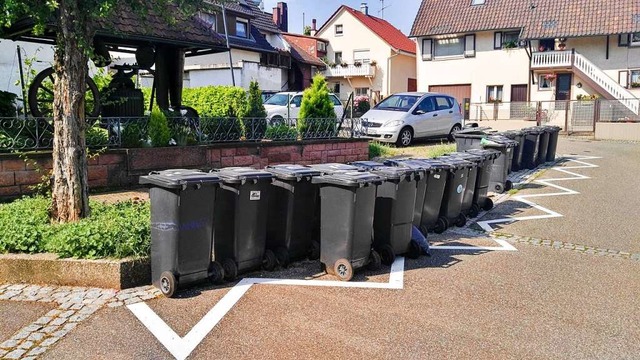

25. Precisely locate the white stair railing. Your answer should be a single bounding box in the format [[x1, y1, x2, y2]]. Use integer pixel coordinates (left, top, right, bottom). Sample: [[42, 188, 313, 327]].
[[573, 52, 639, 115]]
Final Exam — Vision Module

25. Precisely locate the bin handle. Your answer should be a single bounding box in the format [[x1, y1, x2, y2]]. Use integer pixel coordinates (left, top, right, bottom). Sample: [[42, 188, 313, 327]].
[[219, 183, 240, 195], [272, 179, 296, 192]]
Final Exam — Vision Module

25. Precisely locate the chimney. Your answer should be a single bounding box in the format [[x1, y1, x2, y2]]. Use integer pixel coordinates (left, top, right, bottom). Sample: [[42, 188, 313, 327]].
[[360, 2, 369, 15], [310, 19, 317, 36], [272, 2, 288, 32]]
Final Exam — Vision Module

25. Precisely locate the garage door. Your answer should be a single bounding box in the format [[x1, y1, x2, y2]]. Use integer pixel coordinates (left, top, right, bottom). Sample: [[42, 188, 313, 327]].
[[428, 84, 471, 107]]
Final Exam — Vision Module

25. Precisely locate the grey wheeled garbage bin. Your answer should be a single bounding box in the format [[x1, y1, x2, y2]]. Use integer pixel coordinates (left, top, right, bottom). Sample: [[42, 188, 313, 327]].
[[409, 159, 452, 234], [522, 127, 544, 169], [212, 167, 274, 281], [536, 127, 551, 164], [465, 149, 501, 211], [500, 130, 525, 172], [312, 170, 384, 281], [435, 157, 474, 228], [543, 125, 562, 162], [351, 161, 421, 265], [140, 169, 224, 298], [265, 164, 322, 266], [441, 152, 483, 218], [383, 159, 429, 232], [453, 127, 493, 151], [482, 135, 518, 193]]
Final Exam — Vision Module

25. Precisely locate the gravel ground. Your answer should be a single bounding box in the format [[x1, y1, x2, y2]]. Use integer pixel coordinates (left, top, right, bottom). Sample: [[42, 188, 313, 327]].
[[0, 302, 54, 343]]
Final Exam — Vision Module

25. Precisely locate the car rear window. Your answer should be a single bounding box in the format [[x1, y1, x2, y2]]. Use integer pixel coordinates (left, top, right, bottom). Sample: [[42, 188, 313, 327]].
[[330, 95, 342, 106], [435, 96, 452, 111]]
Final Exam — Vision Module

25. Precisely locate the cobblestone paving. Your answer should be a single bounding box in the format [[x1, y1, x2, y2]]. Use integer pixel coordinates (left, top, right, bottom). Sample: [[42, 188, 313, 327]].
[[0, 285, 161, 359]]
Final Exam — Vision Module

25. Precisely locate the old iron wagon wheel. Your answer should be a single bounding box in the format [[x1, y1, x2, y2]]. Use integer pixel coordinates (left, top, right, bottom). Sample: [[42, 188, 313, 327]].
[[28, 67, 101, 118]]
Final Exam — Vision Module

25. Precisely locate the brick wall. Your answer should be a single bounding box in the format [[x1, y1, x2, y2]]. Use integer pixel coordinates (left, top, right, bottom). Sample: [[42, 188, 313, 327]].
[[0, 139, 370, 198]]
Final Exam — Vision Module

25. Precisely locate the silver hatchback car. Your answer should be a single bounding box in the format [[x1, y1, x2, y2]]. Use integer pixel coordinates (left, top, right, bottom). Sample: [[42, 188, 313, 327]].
[[361, 92, 463, 147]]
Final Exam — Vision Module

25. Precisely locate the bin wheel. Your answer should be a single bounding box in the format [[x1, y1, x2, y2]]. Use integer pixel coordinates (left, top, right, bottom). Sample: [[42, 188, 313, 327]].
[[159, 271, 177, 298], [367, 250, 382, 271], [483, 198, 494, 211], [208, 261, 225, 285], [456, 213, 467, 227], [334, 259, 353, 281], [274, 247, 290, 268], [434, 217, 448, 234], [379, 244, 396, 266], [469, 204, 480, 218], [494, 183, 504, 194], [407, 240, 421, 259], [222, 259, 238, 281], [309, 241, 320, 260], [262, 250, 277, 271], [419, 225, 429, 236], [505, 180, 513, 191]]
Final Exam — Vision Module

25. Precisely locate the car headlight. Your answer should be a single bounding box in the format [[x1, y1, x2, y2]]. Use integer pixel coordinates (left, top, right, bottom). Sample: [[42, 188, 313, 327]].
[[383, 120, 403, 128]]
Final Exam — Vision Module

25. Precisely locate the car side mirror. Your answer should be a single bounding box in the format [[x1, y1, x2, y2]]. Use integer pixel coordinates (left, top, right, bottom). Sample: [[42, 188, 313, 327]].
[[413, 109, 426, 115], [290, 104, 298, 108]]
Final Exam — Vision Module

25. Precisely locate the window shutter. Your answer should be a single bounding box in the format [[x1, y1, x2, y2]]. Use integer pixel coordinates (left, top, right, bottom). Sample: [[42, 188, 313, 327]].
[[618, 34, 630, 47], [464, 34, 476, 57], [422, 38, 433, 61], [494, 32, 503, 49], [619, 71, 629, 88]]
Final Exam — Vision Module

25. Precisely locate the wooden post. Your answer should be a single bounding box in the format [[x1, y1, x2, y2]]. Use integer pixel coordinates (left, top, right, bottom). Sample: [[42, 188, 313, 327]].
[[593, 99, 600, 133], [536, 101, 542, 126], [564, 100, 570, 133]]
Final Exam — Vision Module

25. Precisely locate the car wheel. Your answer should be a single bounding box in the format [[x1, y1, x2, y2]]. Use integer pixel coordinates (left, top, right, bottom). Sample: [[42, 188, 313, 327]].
[[448, 124, 462, 142], [396, 127, 413, 147]]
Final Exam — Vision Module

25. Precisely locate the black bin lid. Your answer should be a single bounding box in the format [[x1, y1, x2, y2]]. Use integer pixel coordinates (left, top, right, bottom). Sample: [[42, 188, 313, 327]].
[[443, 152, 485, 163], [309, 163, 360, 174], [139, 169, 221, 189], [351, 161, 415, 181], [541, 125, 562, 132], [500, 130, 524, 137], [212, 167, 274, 184], [466, 148, 501, 160], [455, 126, 493, 136], [410, 158, 454, 171], [522, 126, 545, 134], [312, 170, 384, 187], [435, 156, 475, 169], [265, 164, 322, 181], [483, 135, 518, 148]]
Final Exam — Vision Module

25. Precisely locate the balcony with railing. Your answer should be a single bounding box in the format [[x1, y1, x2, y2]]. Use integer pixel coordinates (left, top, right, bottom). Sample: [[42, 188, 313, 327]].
[[324, 63, 376, 78], [531, 50, 573, 69]]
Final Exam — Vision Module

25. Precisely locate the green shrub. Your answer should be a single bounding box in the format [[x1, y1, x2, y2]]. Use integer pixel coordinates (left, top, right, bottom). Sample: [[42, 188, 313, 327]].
[[86, 125, 109, 147], [368, 142, 392, 159], [0, 197, 150, 259], [0, 197, 50, 253], [0, 91, 17, 117], [264, 124, 298, 141], [142, 86, 249, 119], [243, 81, 267, 139], [148, 109, 171, 147], [121, 121, 146, 148], [298, 75, 336, 138]]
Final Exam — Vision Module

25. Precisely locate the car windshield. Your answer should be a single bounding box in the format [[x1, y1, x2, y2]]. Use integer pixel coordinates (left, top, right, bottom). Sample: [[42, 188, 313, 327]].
[[264, 94, 292, 106], [374, 95, 421, 112]]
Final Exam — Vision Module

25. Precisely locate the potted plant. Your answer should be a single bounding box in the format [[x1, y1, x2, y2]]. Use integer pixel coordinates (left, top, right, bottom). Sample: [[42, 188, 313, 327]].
[[370, 60, 377, 66], [544, 73, 556, 82], [558, 42, 567, 50], [353, 61, 362, 67], [340, 62, 348, 68], [503, 40, 518, 49], [631, 82, 640, 88]]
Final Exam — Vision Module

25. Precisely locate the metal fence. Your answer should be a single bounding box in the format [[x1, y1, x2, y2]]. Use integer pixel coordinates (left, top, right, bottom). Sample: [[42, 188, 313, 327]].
[[469, 99, 640, 133], [0, 116, 370, 151]]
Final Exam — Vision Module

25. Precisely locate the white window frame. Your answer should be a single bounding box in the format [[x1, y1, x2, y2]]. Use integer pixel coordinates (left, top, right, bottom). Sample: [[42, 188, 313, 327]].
[[235, 18, 249, 38], [334, 51, 343, 64], [538, 75, 553, 91], [486, 85, 503, 102], [471, 0, 486, 5], [434, 36, 464, 59], [422, 38, 433, 61], [631, 32, 640, 47], [317, 41, 326, 52], [335, 24, 343, 36], [630, 69, 640, 88], [355, 87, 369, 96], [353, 49, 371, 63]]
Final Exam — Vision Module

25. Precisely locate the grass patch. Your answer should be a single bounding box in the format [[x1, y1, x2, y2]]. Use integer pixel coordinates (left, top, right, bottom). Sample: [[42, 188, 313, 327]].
[[369, 141, 456, 160], [508, 188, 520, 195], [0, 197, 150, 259]]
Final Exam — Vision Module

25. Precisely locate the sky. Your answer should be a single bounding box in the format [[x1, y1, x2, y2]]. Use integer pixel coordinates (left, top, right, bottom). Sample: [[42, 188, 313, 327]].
[[262, 0, 422, 35]]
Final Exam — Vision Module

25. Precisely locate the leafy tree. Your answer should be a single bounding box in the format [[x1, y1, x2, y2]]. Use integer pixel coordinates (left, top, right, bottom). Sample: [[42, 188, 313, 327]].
[[0, 0, 225, 222], [244, 80, 266, 118], [303, 25, 312, 36], [148, 109, 171, 147], [298, 74, 336, 138]]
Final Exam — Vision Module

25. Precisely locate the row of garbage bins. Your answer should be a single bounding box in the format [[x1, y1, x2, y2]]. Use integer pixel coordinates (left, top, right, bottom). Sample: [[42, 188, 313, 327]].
[[140, 124, 562, 297]]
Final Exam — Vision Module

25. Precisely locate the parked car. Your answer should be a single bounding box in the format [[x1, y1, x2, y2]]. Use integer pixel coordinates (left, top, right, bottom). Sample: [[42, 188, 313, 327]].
[[361, 92, 463, 147], [263, 91, 345, 124], [261, 91, 278, 103]]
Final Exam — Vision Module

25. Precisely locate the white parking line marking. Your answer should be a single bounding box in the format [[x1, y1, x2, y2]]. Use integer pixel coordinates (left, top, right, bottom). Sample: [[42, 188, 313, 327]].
[[477, 156, 601, 233], [128, 258, 405, 360]]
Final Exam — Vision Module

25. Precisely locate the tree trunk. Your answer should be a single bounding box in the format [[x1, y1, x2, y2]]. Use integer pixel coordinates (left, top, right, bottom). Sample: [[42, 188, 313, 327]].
[[51, 0, 91, 222]]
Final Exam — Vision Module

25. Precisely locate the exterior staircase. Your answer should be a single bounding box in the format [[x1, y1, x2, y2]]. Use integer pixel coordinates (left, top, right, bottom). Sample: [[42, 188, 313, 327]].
[[532, 50, 640, 115]]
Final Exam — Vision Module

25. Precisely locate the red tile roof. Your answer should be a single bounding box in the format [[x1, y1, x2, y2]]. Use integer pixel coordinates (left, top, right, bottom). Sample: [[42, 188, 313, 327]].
[[331, 6, 416, 54]]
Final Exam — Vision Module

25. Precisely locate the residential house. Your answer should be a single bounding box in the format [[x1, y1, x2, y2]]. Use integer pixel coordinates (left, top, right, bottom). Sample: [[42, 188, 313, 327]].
[[315, 3, 417, 102], [282, 31, 329, 90], [182, 0, 290, 92], [410, 0, 640, 124]]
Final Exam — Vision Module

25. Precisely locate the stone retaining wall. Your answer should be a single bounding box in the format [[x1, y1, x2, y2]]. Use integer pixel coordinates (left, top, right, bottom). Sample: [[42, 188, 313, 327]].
[[0, 139, 370, 198]]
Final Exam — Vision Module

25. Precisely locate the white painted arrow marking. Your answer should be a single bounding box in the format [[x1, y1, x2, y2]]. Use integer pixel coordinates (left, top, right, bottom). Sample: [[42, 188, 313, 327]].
[[476, 156, 601, 233], [129, 258, 405, 360]]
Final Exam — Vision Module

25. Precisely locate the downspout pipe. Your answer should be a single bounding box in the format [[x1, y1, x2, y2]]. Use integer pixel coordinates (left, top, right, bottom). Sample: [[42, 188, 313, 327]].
[[387, 50, 401, 96]]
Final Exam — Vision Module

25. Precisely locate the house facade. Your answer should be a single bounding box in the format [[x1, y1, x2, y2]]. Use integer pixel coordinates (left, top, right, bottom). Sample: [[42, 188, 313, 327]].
[[410, 0, 640, 123], [315, 4, 417, 102]]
